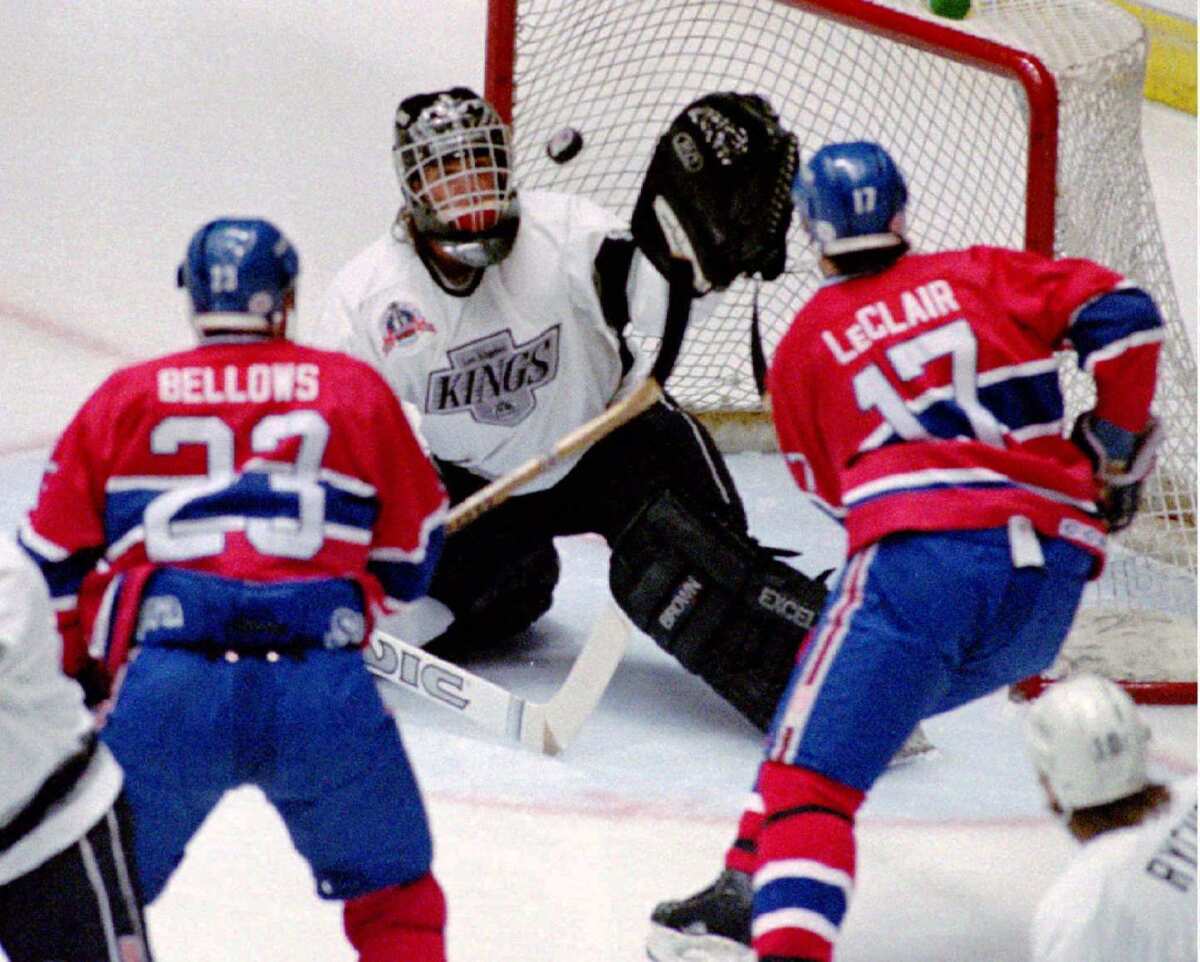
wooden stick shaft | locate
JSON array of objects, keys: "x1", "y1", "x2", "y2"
[{"x1": 446, "y1": 379, "x2": 664, "y2": 532}]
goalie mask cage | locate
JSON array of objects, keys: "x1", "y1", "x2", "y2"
[{"x1": 485, "y1": 0, "x2": 1197, "y2": 704}]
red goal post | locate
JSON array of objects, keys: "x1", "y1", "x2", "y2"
[{"x1": 485, "y1": 0, "x2": 1197, "y2": 704}]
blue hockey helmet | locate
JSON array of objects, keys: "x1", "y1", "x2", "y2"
[
  {"x1": 177, "y1": 218, "x2": 299, "y2": 336},
  {"x1": 792, "y1": 141, "x2": 908, "y2": 258}
]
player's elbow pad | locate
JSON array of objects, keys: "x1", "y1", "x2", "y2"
[{"x1": 1070, "y1": 288, "x2": 1163, "y2": 367}]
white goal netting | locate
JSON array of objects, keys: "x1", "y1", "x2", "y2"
[{"x1": 488, "y1": 0, "x2": 1197, "y2": 699}]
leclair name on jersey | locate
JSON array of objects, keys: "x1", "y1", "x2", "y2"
[
  {"x1": 157, "y1": 364, "x2": 320, "y2": 404},
  {"x1": 822, "y1": 279, "x2": 962, "y2": 365}
]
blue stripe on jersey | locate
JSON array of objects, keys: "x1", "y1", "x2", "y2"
[
  {"x1": 755, "y1": 875, "x2": 848, "y2": 928},
  {"x1": 170, "y1": 475, "x2": 377, "y2": 528},
  {"x1": 105, "y1": 490, "x2": 155, "y2": 543},
  {"x1": 1068, "y1": 288, "x2": 1162, "y2": 367},
  {"x1": 18, "y1": 536, "x2": 101, "y2": 600},
  {"x1": 105, "y1": 474, "x2": 378, "y2": 547},
  {"x1": 875, "y1": 370, "x2": 1063, "y2": 448},
  {"x1": 921, "y1": 372, "x2": 1062, "y2": 441},
  {"x1": 980, "y1": 371, "x2": 1063, "y2": 432},
  {"x1": 368, "y1": 526, "x2": 444, "y2": 602}
]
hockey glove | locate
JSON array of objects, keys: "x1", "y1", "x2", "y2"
[
  {"x1": 1070, "y1": 412, "x2": 1164, "y2": 533},
  {"x1": 631, "y1": 92, "x2": 799, "y2": 295}
]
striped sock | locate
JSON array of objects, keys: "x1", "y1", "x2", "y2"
[
  {"x1": 724, "y1": 765, "x2": 766, "y2": 875},
  {"x1": 751, "y1": 762, "x2": 864, "y2": 962}
]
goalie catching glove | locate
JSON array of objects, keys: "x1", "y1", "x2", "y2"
[
  {"x1": 1071, "y1": 411, "x2": 1164, "y2": 533},
  {"x1": 610, "y1": 491, "x2": 829, "y2": 730},
  {"x1": 631, "y1": 92, "x2": 799, "y2": 295}
]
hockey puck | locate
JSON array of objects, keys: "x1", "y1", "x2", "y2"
[{"x1": 546, "y1": 127, "x2": 584, "y2": 164}]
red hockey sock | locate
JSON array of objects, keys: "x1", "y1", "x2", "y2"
[
  {"x1": 751, "y1": 762, "x2": 865, "y2": 962},
  {"x1": 343, "y1": 872, "x2": 446, "y2": 962},
  {"x1": 724, "y1": 763, "x2": 766, "y2": 875}
]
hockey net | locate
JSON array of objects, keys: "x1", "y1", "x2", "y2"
[{"x1": 485, "y1": 0, "x2": 1197, "y2": 703}]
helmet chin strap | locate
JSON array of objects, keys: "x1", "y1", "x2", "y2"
[
  {"x1": 396, "y1": 210, "x2": 486, "y2": 296},
  {"x1": 425, "y1": 245, "x2": 483, "y2": 294}
]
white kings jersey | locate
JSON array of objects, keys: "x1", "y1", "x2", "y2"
[
  {"x1": 1031, "y1": 777, "x2": 1198, "y2": 962},
  {"x1": 318, "y1": 189, "x2": 689, "y2": 491},
  {"x1": 0, "y1": 536, "x2": 122, "y2": 885}
]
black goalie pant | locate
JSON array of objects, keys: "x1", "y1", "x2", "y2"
[
  {"x1": 0, "y1": 793, "x2": 153, "y2": 962},
  {"x1": 426, "y1": 395, "x2": 746, "y2": 658}
]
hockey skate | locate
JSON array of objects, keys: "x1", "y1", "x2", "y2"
[{"x1": 646, "y1": 869, "x2": 754, "y2": 962}]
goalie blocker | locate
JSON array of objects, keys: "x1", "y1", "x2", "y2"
[{"x1": 610, "y1": 491, "x2": 829, "y2": 730}]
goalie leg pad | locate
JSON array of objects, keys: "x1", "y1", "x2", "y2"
[
  {"x1": 609, "y1": 491, "x2": 828, "y2": 730},
  {"x1": 424, "y1": 538, "x2": 560, "y2": 659}
]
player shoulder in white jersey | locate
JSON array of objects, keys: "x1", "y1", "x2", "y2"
[{"x1": 1026, "y1": 673, "x2": 1197, "y2": 962}]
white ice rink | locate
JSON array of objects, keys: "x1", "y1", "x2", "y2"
[{"x1": 1, "y1": 4, "x2": 1196, "y2": 961}]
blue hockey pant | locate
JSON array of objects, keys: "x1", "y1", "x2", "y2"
[
  {"x1": 101, "y1": 646, "x2": 432, "y2": 903},
  {"x1": 767, "y1": 527, "x2": 1094, "y2": 791}
]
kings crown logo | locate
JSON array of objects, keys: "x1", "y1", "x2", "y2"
[{"x1": 425, "y1": 326, "x2": 560, "y2": 428}]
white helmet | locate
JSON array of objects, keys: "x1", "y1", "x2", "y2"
[{"x1": 1024, "y1": 674, "x2": 1151, "y2": 812}]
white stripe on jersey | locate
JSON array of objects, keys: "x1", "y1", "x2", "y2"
[
  {"x1": 107, "y1": 466, "x2": 379, "y2": 498},
  {"x1": 858, "y1": 356, "x2": 1063, "y2": 453},
  {"x1": 18, "y1": 521, "x2": 70, "y2": 562},
  {"x1": 843, "y1": 467, "x2": 1097, "y2": 513},
  {"x1": 1083, "y1": 327, "x2": 1165, "y2": 372}
]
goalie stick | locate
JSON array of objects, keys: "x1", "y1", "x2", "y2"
[
  {"x1": 366, "y1": 601, "x2": 631, "y2": 755},
  {"x1": 367, "y1": 263, "x2": 689, "y2": 753}
]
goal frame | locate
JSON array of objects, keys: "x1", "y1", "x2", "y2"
[
  {"x1": 485, "y1": 0, "x2": 1060, "y2": 253},
  {"x1": 483, "y1": 0, "x2": 1197, "y2": 706}
]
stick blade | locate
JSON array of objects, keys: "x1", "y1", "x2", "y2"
[{"x1": 522, "y1": 601, "x2": 630, "y2": 755}]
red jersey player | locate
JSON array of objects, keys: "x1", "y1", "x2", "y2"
[
  {"x1": 648, "y1": 142, "x2": 1164, "y2": 962},
  {"x1": 19, "y1": 218, "x2": 450, "y2": 962}
]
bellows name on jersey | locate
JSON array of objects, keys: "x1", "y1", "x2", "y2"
[
  {"x1": 156, "y1": 363, "x2": 321, "y2": 405},
  {"x1": 821, "y1": 279, "x2": 962, "y2": 365}
]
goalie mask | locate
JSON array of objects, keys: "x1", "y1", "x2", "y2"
[
  {"x1": 793, "y1": 140, "x2": 908, "y2": 258},
  {"x1": 393, "y1": 87, "x2": 520, "y2": 269},
  {"x1": 177, "y1": 218, "x2": 299, "y2": 338},
  {"x1": 1024, "y1": 674, "x2": 1152, "y2": 813}
]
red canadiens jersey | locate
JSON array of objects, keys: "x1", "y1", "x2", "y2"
[
  {"x1": 21, "y1": 338, "x2": 447, "y2": 669},
  {"x1": 767, "y1": 246, "x2": 1162, "y2": 566}
]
